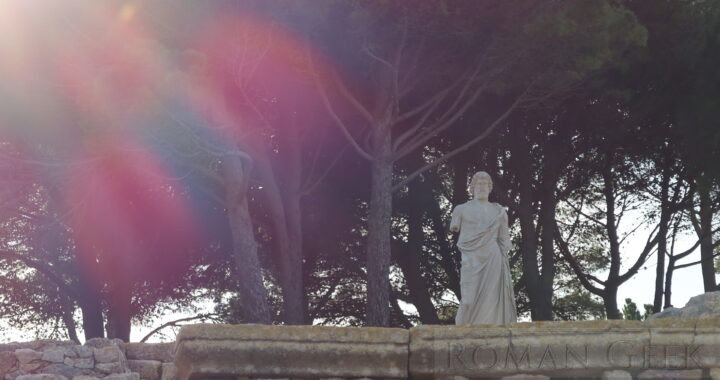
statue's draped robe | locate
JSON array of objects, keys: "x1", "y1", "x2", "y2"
[{"x1": 451, "y1": 201, "x2": 517, "y2": 325}]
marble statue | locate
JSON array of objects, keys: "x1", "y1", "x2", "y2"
[{"x1": 450, "y1": 171, "x2": 517, "y2": 325}]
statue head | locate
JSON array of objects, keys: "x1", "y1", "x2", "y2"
[{"x1": 469, "y1": 171, "x2": 493, "y2": 200}]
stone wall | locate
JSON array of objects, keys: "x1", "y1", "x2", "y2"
[
  {"x1": 7, "y1": 318, "x2": 720, "y2": 380},
  {"x1": 0, "y1": 339, "x2": 175, "y2": 380}
]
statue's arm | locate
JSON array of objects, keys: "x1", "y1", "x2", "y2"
[
  {"x1": 497, "y1": 208, "x2": 511, "y2": 255},
  {"x1": 449, "y1": 205, "x2": 462, "y2": 233}
]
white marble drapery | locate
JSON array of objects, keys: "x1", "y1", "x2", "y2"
[{"x1": 451, "y1": 201, "x2": 517, "y2": 325}]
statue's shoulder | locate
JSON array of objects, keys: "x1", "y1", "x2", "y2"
[{"x1": 491, "y1": 202, "x2": 507, "y2": 214}]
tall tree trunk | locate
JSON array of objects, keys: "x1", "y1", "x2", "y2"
[
  {"x1": 366, "y1": 128, "x2": 393, "y2": 327},
  {"x1": 604, "y1": 284, "x2": 620, "y2": 319},
  {"x1": 60, "y1": 296, "x2": 80, "y2": 344},
  {"x1": 510, "y1": 129, "x2": 543, "y2": 320},
  {"x1": 697, "y1": 176, "x2": 716, "y2": 292},
  {"x1": 222, "y1": 152, "x2": 271, "y2": 324},
  {"x1": 537, "y1": 189, "x2": 557, "y2": 320},
  {"x1": 426, "y1": 195, "x2": 461, "y2": 298},
  {"x1": 654, "y1": 156, "x2": 671, "y2": 313},
  {"x1": 254, "y1": 148, "x2": 305, "y2": 325},
  {"x1": 78, "y1": 289, "x2": 105, "y2": 340},
  {"x1": 664, "y1": 256, "x2": 676, "y2": 309},
  {"x1": 394, "y1": 179, "x2": 440, "y2": 324},
  {"x1": 106, "y1": 286, "x2": 132, "y2": 341}
]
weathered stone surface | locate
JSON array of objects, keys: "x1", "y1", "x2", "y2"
[
  {"x1": 14, "y1": 350, "x2": 42, "y2": 365},
  {"x1": 652, "y1": 291, "x2": 720, "y2": 320},
  {"x1": 637, "y1": 369, "x2": 703, "y2": 379},
  {"x1": 0, "y1": 351, "x2": 18, "y2": 375},
  {"x1": 4, "y1": 369, "x2": 28, "y2": 380},
  {"x1": 17, "y1": 363, "x2": 42, "y2": 373},
  {"x1": 41, "y1": 350, "x2": 65, "y2": 364},
  {"x1": 40, "y1": 364, "x2": 92, "y2": 379},
  {"x1": 70, "y1": 377, "x2": 100, "y2": 380},
  {"x1": 409, "y1": 319, "x2": 720, "y2": 378},
  {"x1": 174, "y1": 324, "x2": 409, "y2": 379},
  {"x1": 710, "y1": 367, "x2": 720, "y2": 380},
  {"x1": 123, "y1": 345, "x2": 173, "y2": 363},
  {"x1": 63, "y1": 358, "x2": 93, "y2": 369},
  {"x1": 103, "y1": 374, "x2": 139, "y2": 380},
  {"x1": 127, "y1": 361, "x2": 160, "y2": 380},
  {"x1": 95, "y1": 362, "x2": 124, "y2": 374},
  {"x1": 500, "y1": 374, "x2": 550, "y2": 379},
  {"x1": 93, "y1": 347, "x2": 123, "y2": 364},
  {"x1": 16, "y1": 375, "x2": 68, "y2": 380},
  {"x1": 159, "y1": 364, "x2": 176, "y2": 380},
  {"x1": 71, "y1": 348, "x2": 92, "y2": 360},
  {"x1": 601, "y1": 370, "x2": 633, "y2": 380}
]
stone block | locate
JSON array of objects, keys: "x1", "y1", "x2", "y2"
[
  {"x1": 15, "y1": 375, "x2": 67, "y2": 380},
  {"x1": 95, "y1": 362, "x2": 124, "y2": 374},
  {"x1": 174, "y1": 324, "x2": 409, "y2": 379},
  {"x1": 123, "y1": 345, "x2": 173, "y2": 363},
  {"x1": 500, "y1": 374, "x2": 550, "y2": 379},
  {"x1": 41, "y1": 350, "x2": 66, "y2": 363},
  {"x1": 16, "y1": 375, "x2": 68, "y2": 380},
  {"x1": 159, "y1": 364, "x2": 176, "y2": 380},
  {"x1": 41, "y1": 364, "x2": 92, "y2": 379},
  {"x1": 71, "y1": 348, "x2": 91, "y2": 360},
  {"x1": 601, "y1": 370, "x2": 633, "y2": 380},
  {"x1": 711, "y1": 368, "x2": 720, "y2": 380},
  {"x1": 127, "y1": 361, "x2": 160, "y2": 380},
  {"x1": 14, "y1": 350, "x2": 42, "y2": 364},
  {"x1": 0, "y1": 351, "x2": 18, "y2": 375},
  {"x1": 18, "y1": 362, "x2": 42, "y2": 372},
  {"x1": 63, "y1": 358, "x2": 93, "y2": 369},
  {"x1": 637, "y1": 369, "x2": 703, "y2": 379},
  {"x1": 103, "y1": 374, "x2": 139, "y2": 380},
  {"x1": 4, "y1": 369, "x2": 28, "y2": 380},
  {"x1": 93, "y1": 347, "x2": 123, "y2": 364},
  {"x1": 70, "y1": 377, "x2": 100, "y2": 380}
]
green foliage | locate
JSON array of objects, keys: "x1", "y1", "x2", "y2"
[{"x1": 622, "y1": 298, "x2": 642, "y2": 320}]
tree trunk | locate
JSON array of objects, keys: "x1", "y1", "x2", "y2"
[
  {"x1": 664, "y1": 256, "x2": 676, "y2": 309},
  {"x1": 537, "y1": 189, "x2": 557, "y2": 321},
  {"x1": 60, "y1": 297, "x2": 80, "y2": 344},
  {"x1": 254, "y1": 149, "x2": 305, "y2": 325},
  {"x1": 697, "y1": 178, "x2": 716, "y2": 292},
  {"x1": 222, "y1": 152, "x2": 271, "y2": 324},
  {"x1": 394, "y1": 180, "x2": 440, "y2": 324},
  {"x1": 365, "y1": 129, "x2": 393, "y2": 327},
  {"x1": 78, "y1": 291, "x2": 104, "y2": 340},
  {"x1": 106, "y1": 284, "x2": 132, "y2": 341},
  {"x1": 653, "y1": 157, "x2": 671, "y2": 313},
  {"x1": 604, "y1": 285, "x2": 620, "y2": 319}
]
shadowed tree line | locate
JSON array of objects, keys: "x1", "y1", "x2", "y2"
[{"x1": 0, "y1": 0, "x2": 718, "y2": 341}]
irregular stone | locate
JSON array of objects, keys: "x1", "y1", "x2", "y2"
[
  {"x1": 4, "y1": 369, "x2": 28, "y2": 380},
  {"x1": 159, "y1": 364, "x2": 175, "y2": 380},
  {"x1": 18, "y1": 362, "x2": 42, "y2": 372},
  {"x1": 42, "y1": 349, "x2": 66, "y2": 363},
  {"x1": 637, "y1": 369, "x2": 703, "y2": 379},
  {"x1": 174, "y1": 324, "x2": 409, "y2": 379},
  {"x1": 71, "y1": 377, "x2": 100, "y2": 380},
  {"x1": 96, "y1": 362, "x2": 125, "y2": 374},
  {"x1": 71, "y1": 348, "x2": 92, "y2": 360},
  {"x1": 601, "y1": 370, "x2": 633, "y2": 380},
  {"x1": 126, "y1": 361, "x2": 160, "y2": 380},
  {"x1": 0, "y1": 351, "x2": 18, "y2": 375},
  {"x1": 14, "y1": 350, "x2": 42, "y2": 364},
  {"x1": 501, "y1": 375, "x2": 550, "y2": 379},
  {"x1": 16, "y1": 375, "x2": 68, "y2": 380},
  {"x1": 102, "y1": 374, "x2": 139, "y2": 380},
  {"x1": 83, "y1": 340, "x2": 113, "y2": 350},
  {"x1": 93, "y1": 347, "x2": 123, "y2": 364},
  {"x1": 41, "y1": 364, "x2": 92, "y2": 379},
  {"x1": 63, "y1": 358, "x2": 93, "y2": 369},
  {"x1": 123, "y1": 345, "x2": 173, "y2": 363}
]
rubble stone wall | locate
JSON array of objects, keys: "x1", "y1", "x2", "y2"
[{"x1": 0, "y1": 339, "x2": 175, "y2": 380}]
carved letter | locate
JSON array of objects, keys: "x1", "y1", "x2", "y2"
[
  {"x1": 473, "y1": 346, "x2": 498, "y2": 369},
  {"x1": 607, "y1": 341, "x2": 631, "y2": 368},
  {"x1": 686, "y1": 345, "x2": 703, "y2": 368},
  {"x1": 537, "y1": 345, "x2": 557, "y2": 369},
  {"x1": 565, "y1": 345, "x2": 588, "y2": 368},
  {"x1": 505, "y1": 346, "x2": 530, "y2": 369}
]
